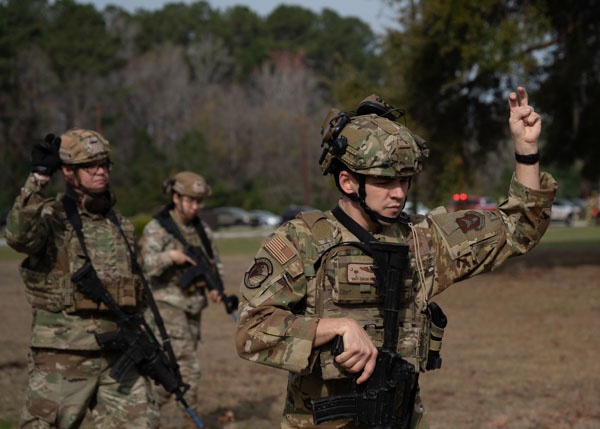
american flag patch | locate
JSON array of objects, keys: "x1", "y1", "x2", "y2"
[{"x1": 265, "y1": 235, "x2": 295, "y2": 265}]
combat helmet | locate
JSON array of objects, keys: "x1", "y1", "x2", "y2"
[
  {"x1": 319, "y1": 95, "x2": 428, "y2": 179},
  {"x1": 59, "y1": 128, "x2": 110, "y2": 165},
  {"x1": 164, "y1": 171, "x2": 212, "y2": 199},
  {"x1": 318, "y1": 95, "x2": 429, "y2": 224}
]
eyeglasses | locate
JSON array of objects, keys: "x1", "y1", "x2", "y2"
[
  {"x1": 181, "y1": 195, "x2": 204, "y2": 206},
  {"x1": 78, "y1": 160, "x2": 113, "y2": 175}
]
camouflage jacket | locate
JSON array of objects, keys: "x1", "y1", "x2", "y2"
[
  {"x1": 140, "y1": 212, "x2": 222, "y2": 314},
  {"x1": 236, "y1": 172, "x2": 557, "y2": 374},
  {"x1": 5, "y1": 174, "x2": 144, "y2": 350}
]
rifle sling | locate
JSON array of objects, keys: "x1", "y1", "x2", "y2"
[
  {"x1": 62, "y1": 196, "x2": 182, "y2": 380},
  {"x1": 155, "y1": 205, "x2": 214, "y2": 259},
  {"x1": 331, "y1": 205, "x2": 376, "y2": 245}
]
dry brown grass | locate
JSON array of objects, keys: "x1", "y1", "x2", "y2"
[{"x1": 1, "y1": 250, "x2": 599, "y2": 429}]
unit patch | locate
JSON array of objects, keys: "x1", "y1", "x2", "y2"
[
  {"x1": 347, "y1": 263, "x2": 375, "y2": 284},
  {"x1": 456, "y1": 211, "x2": 485, "y2": 232},
  {"x1": 244, "y1": 257, "x2": 273, "y2": 289}
]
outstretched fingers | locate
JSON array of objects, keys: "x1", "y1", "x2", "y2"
[{"x1": 517, "y1": 86, "x2": 528, "y2": 107}]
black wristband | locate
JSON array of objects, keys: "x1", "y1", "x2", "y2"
[{"x1": 515, "y1": 151, "x2": 540, "y2": 165}]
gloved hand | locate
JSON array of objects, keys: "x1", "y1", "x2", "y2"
[{"x1": 31, "y1": 133, "x2": 62, "y2": 176}]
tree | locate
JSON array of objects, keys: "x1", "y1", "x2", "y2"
[
  {"x1": 533, "y1": 0, "x2": 600, "y2": 186},
  {"x1": 381, "y1": 0, "x2": 552, "y2": 204}
]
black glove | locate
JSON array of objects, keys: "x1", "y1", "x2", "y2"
[{"x1": 31, "y1": 133, "x2": 62, "y2": 175}]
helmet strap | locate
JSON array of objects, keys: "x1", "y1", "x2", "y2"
[{"x1": 351, "y1": 174, "x2": 407, "y2": 225}]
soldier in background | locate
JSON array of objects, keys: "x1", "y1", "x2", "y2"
[
  {"x1": 140, "y1": 172, "x2": 224, "y2": 427},
  {"x1": 6, "y1": 129, "x2": 154, "y2": 428},
  {"x1": 235, "y1": 87, "x2": 557, "y2": 428}
]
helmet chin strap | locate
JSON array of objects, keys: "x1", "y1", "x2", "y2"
[{"x1": 346, "y1": 175, "x2": 406, "y2": 225}]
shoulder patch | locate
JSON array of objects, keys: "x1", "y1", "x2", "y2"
[
  {"x1": 244, "y1": 257, "x2": 273, "y2": 289},
  {"x1": 429, "y1": 209, "x2": 502, "y2": 260},
  {"x1": 264, "y1": 235, "x2": 295, "y2": 265},
  {"x1": 455, "y1": 211, "x2": 485, "y2": 232}
]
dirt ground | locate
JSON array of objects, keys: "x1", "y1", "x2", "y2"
[{"x1": 1, "y1": 246, "x2": 599, "y2": 429}]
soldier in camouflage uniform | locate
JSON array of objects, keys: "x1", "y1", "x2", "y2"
[
  {"x1": 6, "y1": 129, "x2": 155, "y2": 428},
  {"x1": 140, "y1": 172, "x2": 224, "y2": 425},
  {"x1": 235, "y1": 87, "x2": 557, "y2": 428}
]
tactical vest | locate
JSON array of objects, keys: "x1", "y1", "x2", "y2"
[
  {"x1": 18, "y1": 196, "x2": 144, "y2": 313},
  {"x1": 297, "y1": 210, "x2": 437, "y2": 379}
]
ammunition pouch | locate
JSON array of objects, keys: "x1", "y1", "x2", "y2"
[
  {"x1": 425, "y1": 302, "x2": 447, "y2": 371},
  {"x1": 20, "y1": 258, "x2": 142, "y2": 313}
]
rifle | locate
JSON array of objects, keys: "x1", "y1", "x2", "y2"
[
  {"x1": 154, "y1": 206, "x2": 238, "y2": 321},
  {"x1": 180, "y1": 245, "x2": 239, "y2": 321},
  {"x1": 311, "y1": 241, "x2": 418, "y2": 429},
  {"x1": 72, "y1": 260, "x2": 204, "y2": 428}
]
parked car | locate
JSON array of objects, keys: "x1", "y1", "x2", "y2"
[
  {"x1": 281, "y1": 205, "x2": 317, "y2": 224},
  {"x1": 249, "y1": 210, "x2": 282, "y2": 227},
  {"x1": 550, "y1": 199, "x2": 581, "y2": 226},
  {"x1": 202, "y1": 206, "x2": 252, "y2": 229},
  {"x1": 447, "y1": 194, "x2": 498, "y2": 212}
]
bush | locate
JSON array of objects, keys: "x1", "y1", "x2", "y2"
[{"x1": 129, "y1": 214, "x2": 153, "y2": 239}]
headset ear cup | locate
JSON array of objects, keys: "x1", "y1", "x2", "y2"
[
  {"x1": 162, "y1": 178, "x2": 175, "y2": 195},
  {"x1": 332, "y1": 136, "x2": 348, "y2": 156}
]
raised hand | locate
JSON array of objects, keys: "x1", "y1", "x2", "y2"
[
  {"x1": 31, "y1": 133, "x2": 61, "y2": 176},
  {"x1": 508, "y1": 86, "x2": 541, "y2": 154}
]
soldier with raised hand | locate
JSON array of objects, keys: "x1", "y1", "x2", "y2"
[
  {"x1": 235, "y1": 87, "x2": 557, "y2": 428},
  {"x1": 6, "y1": 129, "x2": 155, "y2": 428},
  {"x1": 140, "y1": 171, "x2": 229, "y2": 427}
]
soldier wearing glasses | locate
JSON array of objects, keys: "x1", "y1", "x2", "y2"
[
  {"x1": 6, "y1": 128, "x2": 155, "y2": 428},
  {"x1": 140, "y1": 171, "x2": 224, "y2": 428}
]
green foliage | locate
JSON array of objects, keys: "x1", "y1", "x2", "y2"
[
  {"x1": 112, "y1": 132, "x2": 168, "y2": 216},
  {"x1": 172, "y1": 129, "x2": 211, "y2": 175},
  {"x1": 544, "y1": 165, "x2": 585, "y2": 199},
  {"x1": 0, "y1": 0, "x2": 46, "y2": 80},
  {"x1": 214, "y1": 6, "x2": 266, "y2": 78},
  {"x1": 128, "y1": 213, "x2": 153, "y2": 239},
  {"x1": 135, "y1": 1, "x2": 215, "y2": 50},
  {"x1": 0, "y1": 0, "x2": 598, "y2": 217},
  {"x1": 382, "y1": 0, "x2": 554, "y2": 203},
  {"x1": 44, "y1": 0, "x2": 120, "y2": 78}
]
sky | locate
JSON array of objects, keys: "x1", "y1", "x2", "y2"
[{"x1": 76, "y1": 0, "x2": 399, "y2": 33}]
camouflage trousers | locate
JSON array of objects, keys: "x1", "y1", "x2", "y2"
[
  {"x1": 149, "y1": 301, "x2": 202, "y2": 410},
  {"x1": 20, "y1": 348, "x2": 157, "y2": 429},
  {"x1": 281, "y1": 372, "x2": 429, "y2": 429}
]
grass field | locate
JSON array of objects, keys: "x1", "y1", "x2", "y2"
[
  {"x1": 2, "y1": 225, "x2": 599, "y2": 261},
  {"x1": 0, "y1": 225, "x2": 598, "y2": 428}
]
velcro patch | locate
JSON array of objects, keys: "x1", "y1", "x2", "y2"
[
  {"x1": 244, "y1": 257, "x2": 273, "y2": 289},
  {"x1": 455, "y1": 211, "x2": 485, "y2": 232},
  {"x1": 347, "y1": 263, "x2": 375, "y2": 285},
  {"x1": 264, "y1": 235, "x2": 295, "y2": 265}
]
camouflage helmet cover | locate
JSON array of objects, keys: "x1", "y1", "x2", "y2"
[
  {"x1": 169, "y1": 171, "x2": 212, "y2": 198},
  {"x1": 59, "y1": 128, "x2": 110, "y2": 165},
  {"x1": 320, "y1": 113, "x2": 426, "y2": 178}
]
